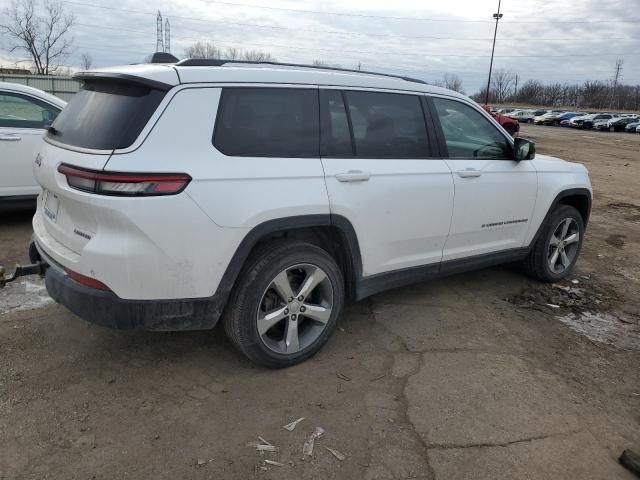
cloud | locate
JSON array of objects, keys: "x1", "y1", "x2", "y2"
[{"x1": 1, "y1": 0, "x2": 637, "y2": 93}]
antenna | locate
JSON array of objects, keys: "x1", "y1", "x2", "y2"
[
  {"x1": 164, "y1": 18, "x2": 170, "y2": 53},
  {"x1": 156, "y1": 11, "x2": 164, "y2": 53}
]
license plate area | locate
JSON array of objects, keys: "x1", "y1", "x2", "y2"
[{"x1": 43, "y1": 190, "x2": 60, "y2": 223}]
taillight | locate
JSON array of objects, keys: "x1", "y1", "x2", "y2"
[
  {"x1": 58, "y1": 164, "x2": 191, "y2": 196},
  {"x1": 64, "y1": 267, "x2": 112, "y2": 292}
]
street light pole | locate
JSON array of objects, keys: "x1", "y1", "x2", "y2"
[{"x1": 484, "y1": 0, "x2": 503, "y2": 105}]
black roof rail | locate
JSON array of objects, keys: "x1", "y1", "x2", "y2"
[{"x1": 175, "y1": 58, "x2": 427, "y2": 85}]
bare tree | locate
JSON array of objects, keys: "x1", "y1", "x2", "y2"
[
  {"x1": 184, "y1": 42, "x2": 275, "y2": 62},
  {"x1": 490, "y1": 69, "x2": 516, "y2": 103},
  {"x1": 184, "y1": 41, "x2": 222, "y2": 59},
  {"x1": 242, "y1": 50, "x2": 275, "y2": 62},
  {"x1": 312, "y1": 59, "x2": 328, "y2": 66},
  {"x1": 0, "y1": 0, "x2": 74, "y2": 74},
  {"x1": 80, "y1": 51, "x2": 92, "y2": 70},
  {"x1": 435, "y1": 73, "x2": 464, "y2": 94}
]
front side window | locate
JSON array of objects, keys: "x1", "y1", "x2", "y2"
[
  {"x1": 342, "y1": 91, "x2": 429, "y2": 158},
  {"x1": 0, "y1": 92, "x2": 60, "y2": 129},
  {"x1": 432, "y1": 97, "x2": 512, "y2": 159},
  {"x1": 214, "y1": 88, "x2": 319, "y2": 157}
]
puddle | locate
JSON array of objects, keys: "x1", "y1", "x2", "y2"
[
  {"x1": 0, "y1": 278, "x2": 54, "y2": 316},
  {"x1": 557, "y1": 311, "x2": 640, "y2": 351}
]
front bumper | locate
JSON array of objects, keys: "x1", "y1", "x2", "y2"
[{"x1": 37, "y1": 243, "x2": 225, "y2": 331}]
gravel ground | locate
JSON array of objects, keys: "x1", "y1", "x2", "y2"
[{"x1": 0, "y1": 124, "x2": 639, "y2": 479}]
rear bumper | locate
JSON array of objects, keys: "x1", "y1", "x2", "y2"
[{"x1": 38, "y1": 243, "x2": 225, "y2": 331}]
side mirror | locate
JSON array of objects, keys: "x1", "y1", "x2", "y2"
[{"x1": 514, "y1": 137, "x2": 535, "y2": 161}]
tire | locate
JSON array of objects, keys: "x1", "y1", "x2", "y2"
[
  {"x1": 523, "y1": 205, "x2": 584, "y2": 282},
  {"x1": 222, "y1": 240, "x2": 345, "y2": 368}
]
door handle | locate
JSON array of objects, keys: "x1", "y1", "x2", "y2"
[
  {"x1": 457, "y1": 168, "x2": 482, "y2": 178},
  {"x1": 0, "y1": 134, "x2": 21, "y2": 142},
  {"x1": 336, "y1": 170, "x2": 371, "y2": 182}
]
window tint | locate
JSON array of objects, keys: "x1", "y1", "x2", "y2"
[
  {"x1": 0, "y1": 92, "x2": 60, "y2": 129},
  {"x1": 342, "y1": 91, "x2": 429, "y2": 158},
  {"x1": 432, "y1": 98, "x2": 512, "y2": 159},
  {"x1": 214, "y1": 88, "x2": 319, "y2": 157},
  {"x1": 48, "y1": 80, "x2": 165, "y2": 150},
  {"x1": 320, "y1": 90, "x2": 352, "y2": 156}
]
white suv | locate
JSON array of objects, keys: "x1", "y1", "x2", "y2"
[
  {"x1": 29, "y1": 60, "x2": 592, "y2": 367},
  {"x1": 0, "y1": 83, "x2": 66, "y2": 208}
]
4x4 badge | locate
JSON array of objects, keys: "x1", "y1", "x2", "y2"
[{"x1": 35, "y1": 153, "x2": 42, "y2": 167}]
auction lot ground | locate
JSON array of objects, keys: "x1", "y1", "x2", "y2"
[{"x1": 1, "y1": 124, "x2": 639, "y2": 479}]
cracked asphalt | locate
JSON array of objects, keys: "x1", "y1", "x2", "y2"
[{"x1": 1, "y1": 125, "x2": 639, "y2": 479}]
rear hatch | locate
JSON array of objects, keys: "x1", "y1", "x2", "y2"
[{"x1": 34, "y1": 75, "x2": 173, "y2": 258}]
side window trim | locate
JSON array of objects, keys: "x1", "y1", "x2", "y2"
[
  {"x1": 340, "y1": 90, "x2": 357, "y2": 156},
  {"x1": 421, "y1": 95, "x2": 446, "y2": 158},
  {"x1": 427, "y1": 94, "x2": 515, "y2": 160}
]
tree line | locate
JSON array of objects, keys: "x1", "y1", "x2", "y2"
[{"x1": 469, "y1": 69, "x2": 640, "y2": 111}]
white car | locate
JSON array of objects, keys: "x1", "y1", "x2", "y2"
[
  {"x1": 506, "y1": 110, "x2": 536, "y2": 123},
  {"x1": 27, "y1": 61, "x2": 592, "y2": 367},
  {"x1": 0, "y1": 83, "x2": 66, "y2": 208}
]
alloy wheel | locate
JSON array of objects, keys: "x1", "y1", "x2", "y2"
[
  {"x1": 256, "y1": 264, "x2": 334, "y2": 354},
  {"x1": 548, "y1": 218, "x2": 580, "y2": 274}
]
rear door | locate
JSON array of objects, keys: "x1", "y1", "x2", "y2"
[
  {"x1": 320, "y1": 88, "x2": 454, "y2": 277},
  {"x1": 429, "y1": 96, "x2": 538, "y2": 261},
  {"x1": 0, "y1": 90, "x2": 60, "y2": 197}
]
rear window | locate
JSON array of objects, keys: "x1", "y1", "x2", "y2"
[
  {"x1": 47, "y1": 81, "x2": 165, "y2": 150},
  {"x1": 213, "y1": 88, "x2": 319, "y2": 157}
]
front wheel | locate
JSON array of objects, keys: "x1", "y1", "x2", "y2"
[
  {"x1": 523, "y1": 205, "x2": 584, "y2": 282},
  {"x1": 222, "y1": 241, "x2": 345, "y2": 368}
]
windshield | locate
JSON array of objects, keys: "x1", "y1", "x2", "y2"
[{"x1": 47, "y1": 80, "x2": 166, "y2": 150}]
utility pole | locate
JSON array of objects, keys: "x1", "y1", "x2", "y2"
[
  {"x1": 514, "y1": 74, "x2": 519, "y2": 99},
  {"x1": 484, "y1": 0, "x2": 503, "y2": 105}
]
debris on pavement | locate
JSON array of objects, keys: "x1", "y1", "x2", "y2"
[
  {"x1": 546, "y1": 303, "x2": 561, "y2": 309},
  {"x1": 282, "y1": 417, "x2": 305, "y2": 432},
  {"x1": 247, "y1": 437, "x2": 278, "y2": 453},
  {"x1": 325, "y1": 446, "x2": 346, "y2": 461},
  {"x1": 302, "y1": 427, "x2": 325, "y2": 456},
  {"x1": 264, "y1": 459, "x2": 286, "y2": 467},
  {"x1": 619, "y1": 449, "x2": 640, "y2": 476},
  {"x1": 336, "y1": 372, "x2": 351, "y2": 381}
]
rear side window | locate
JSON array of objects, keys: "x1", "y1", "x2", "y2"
[
  {"x1": 47, "y1": 81, "x2": 165, "y2": 150},
  {"x1": 343, "y1": 91, "x2": 429, "y2": 158},
  {"x1": 214, "y1": 88, "x2": 319, "y2": 157},
  {"x1": 320, "y1": 90, "x2": 353, "y2": 156},
  {"x1": 432, "y1": 97, "x2": 512, "y2": 159},
  {"x1": 0, "y1": 92, "x2": 60, "y2": 129}
]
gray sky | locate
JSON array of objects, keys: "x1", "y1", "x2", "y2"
[{"x1": 1, "y1": 0, "x2": 638, "y2": 94}]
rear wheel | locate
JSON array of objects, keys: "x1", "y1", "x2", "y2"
[
  {"x1": 523, "y1": 205, "x2": 584, "y2": 282},
  {"x1": 223, "y1": 241, "x2": 344, "y2": 368}
]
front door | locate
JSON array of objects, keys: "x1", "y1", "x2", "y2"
[
  {"x1": 319, "y1": 88, "x2": 454, "y2": 277},
  {"x1": 429, "y1": 96, "x2": 538, "y2": 261}
]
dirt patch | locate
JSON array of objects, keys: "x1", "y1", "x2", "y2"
[{"x1": 605, "y1": 234, "x2": 626, "y2": 248}]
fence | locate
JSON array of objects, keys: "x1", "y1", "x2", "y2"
[{"x1": 0, "y1": 74, "x2": 81, "y2": 101}]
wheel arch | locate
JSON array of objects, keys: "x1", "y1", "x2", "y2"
[
  {"x1": 216, "y1": 214, "x2": 363, "y2": 303},
  {"x1": 528, "y1": 188, "x2": 592, "y2": 249}
]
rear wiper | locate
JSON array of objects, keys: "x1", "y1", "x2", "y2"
[{"x1": 46, "y1": 126, "x2": 59, "y2": 135}]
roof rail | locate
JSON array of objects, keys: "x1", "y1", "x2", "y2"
[{"x1": 175, "y1": 58, "x2": 427, "y2": 85}]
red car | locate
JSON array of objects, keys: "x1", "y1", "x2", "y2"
[{"x1": 480, "y1": 104, "x2": 519, "y2": 136}]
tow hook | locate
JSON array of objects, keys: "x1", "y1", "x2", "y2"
[{"x1": 0, "y1": 262, "x2": 48, "y2": 289}]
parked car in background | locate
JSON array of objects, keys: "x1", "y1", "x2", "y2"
[
  {"x1": 0, "y1": 83, "x2": 66, "y2": 209},
  {"x1": 599, "y1": 116, "x2": 640, "y2": 132},
  {"x1": 480, "y1": 104, "x2": 520, "y2": 135},
  {"x1": 636, "y1": 124, "x2": 640, "y2": 133},
  {"x1": 554, "y1": 112, "x2": 585, "y2": 127},
  {"x1": 497, "y1": 107, "x2": 517, "y2": 114},
  {"x1": 624, "y1": 121, "x2": 640, "y2": 133},
  {"x1": 570, "y1": 113, "x2": 618, "y2": 129},
  {"x1": 506, "y1": 110, "x2": 536, "y2": 123},
  {"x1": 533, "y1": 110, "x2": 565, "y2": 125}
]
